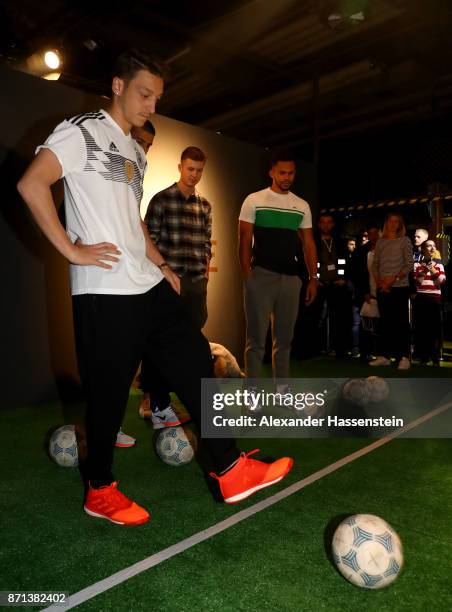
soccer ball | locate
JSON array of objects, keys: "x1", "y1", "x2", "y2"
[
  {"x1": 155, "y1": 427, "x2": 198, "y2": 467},
  {"x1": 49, "y1": 425, "x2": 79, "y2": 467},
  {"x1": 366, "y1": 376, "x2": 389, "y2": 403},
  {"x1": 332, "y1": 514, "x2": 404, "y2": 588},
  {"x1": 341, "y1": 379, "x2": 371, "y2": 407}
]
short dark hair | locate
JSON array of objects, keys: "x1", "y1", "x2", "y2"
[
  {"x1": 142, "y1": 120, "x2": 156, "y2": 135},
  {"x1": 269, "y1": 149, "x2": 296, "y2": 168},
  {"x1": 113, "y1": 49, "x2": 166, "y2": 82},
  {"x1": 181, "y1": 146, "x2": 207, "y2": 162},
  {"x1": 318, "y1": 213, "x2": 334, "y2": 222}
]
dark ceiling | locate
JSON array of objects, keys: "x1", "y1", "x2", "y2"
[{"x1": 1, "y1": 0, "x2": 452, "y2": 159}]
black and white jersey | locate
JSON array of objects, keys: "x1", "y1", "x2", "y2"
[{"x1": 37, "y1": 109, "x2": 162, "y2": 295}]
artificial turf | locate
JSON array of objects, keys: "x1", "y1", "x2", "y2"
[
  {"x1": 1, "y1": 358, "x2": 451, "y2": 611},
  {"x1": 75, "y1": 438, "x2": 452, "y2": 612}
]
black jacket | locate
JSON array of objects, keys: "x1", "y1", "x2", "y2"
[{"x1": 349, "y1": 243, "x2": 372, "y2": 305}]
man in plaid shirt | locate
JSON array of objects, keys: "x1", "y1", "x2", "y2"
[{"x1": 141, "y1": 146, "x2": 211, "y2": 424}]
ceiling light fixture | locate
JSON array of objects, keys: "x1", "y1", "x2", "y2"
[
  {"x1": 25, "y1": 48, "x2": 63, "y2": 80},
  {"x1": 44, "y1": 50, "x2": 61, "y2": 70}
]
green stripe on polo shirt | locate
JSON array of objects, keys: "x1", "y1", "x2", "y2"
[{"x1": 255, "y1": 206, "x2": 303, "y2": 230}]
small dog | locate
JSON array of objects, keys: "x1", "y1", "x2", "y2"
[
  {"x1": 139, "y1": 342, "x2": 244, "y2": 418},
  {"x1": 210, "y1": 342, "x2": 244, "y2": 378}
]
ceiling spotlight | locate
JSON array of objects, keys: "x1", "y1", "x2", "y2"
[
  {"x1": 44, "y1": 50, "x2": 61, "y2": 70},
  {"x1": 327, "y1": 1, "x2": 368, "y2": 31},
  {"x1": 24, "y1": 48, "x2": 63, "y2": 80},
  {"x1": 83, "y1": 39, "x2": 98, "y2": 52}
]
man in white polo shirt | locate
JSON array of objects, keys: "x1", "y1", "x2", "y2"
[
  {"x1": 239, "y1": 151, "x2": 318, "y2": 393},
  {"x1": 17, "y1": 50, "x2": 293, "y2": 525}
]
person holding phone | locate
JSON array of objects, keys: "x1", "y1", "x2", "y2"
[{"x1": 413, "y1": 240, "x2": 446, "y2": 365}]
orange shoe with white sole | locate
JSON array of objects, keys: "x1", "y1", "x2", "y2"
[
  {"x1": 211, "y1": 449, "x2": 294, "y2": 504},
  {"x1": 84, "y1": 482, "x2": 149, "y2": 526}
]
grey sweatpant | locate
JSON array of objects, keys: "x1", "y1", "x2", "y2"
[{"x1": 244, "y1": 266, "x2": 302, "y2": 379}]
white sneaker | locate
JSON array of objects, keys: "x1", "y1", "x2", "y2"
[
  {"x1": 275, "y1": 384, "x2": 295, "y2": 409},
  {"x1": 115, "y1": 429, "x2": 136, "y2": 448},
  {"x1": 369, "y1": 356, "x2": 391, "y2": 367},
  {"x1": 276, "y1": 384, "x2": 292, "y2": 395},
  {"x1": 397, "y1": 357, "x2": 411, "y2": 370},
  {"x1": 151, "y1": 405, "x2": 190, "y2": 430},
  {"x1": 243, "y1": 387, "x2": 264, "y2": 414}
]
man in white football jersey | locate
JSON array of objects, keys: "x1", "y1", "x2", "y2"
[{"x1": 17, "y1": 50, "x2": 293, "y2": 525}]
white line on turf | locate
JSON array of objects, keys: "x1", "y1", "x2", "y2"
[{"x1": 43, "y1": 401, "x2": 452, "y2": 611}]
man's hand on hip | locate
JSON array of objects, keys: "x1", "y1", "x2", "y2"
[{"x1": 71, "y1": 239, "x2": 121, "y2": 269}]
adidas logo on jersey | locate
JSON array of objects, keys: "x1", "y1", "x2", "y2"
[{"x1": 109, "y1": 141, "x2": 119, "y2": 152}]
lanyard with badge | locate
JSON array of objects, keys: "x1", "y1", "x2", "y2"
[{"x1": 322, "y1": 239, "x2": 336, "y2": 271}]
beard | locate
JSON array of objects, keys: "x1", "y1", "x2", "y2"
[{"x1": 276, "y1": 179, "x2": 292, "y2": 192}]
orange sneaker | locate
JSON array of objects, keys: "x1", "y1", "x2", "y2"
[
  {"x1": 211, "y1": 449, "x2": 294, "y2": 504},
  {"x1": 84, "y1": 482, "x2": 150, "y2": 525}
]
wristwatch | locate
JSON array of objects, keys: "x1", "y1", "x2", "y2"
[{"x1": 158, "y1": 262, "x2": 168, "y2": 270}]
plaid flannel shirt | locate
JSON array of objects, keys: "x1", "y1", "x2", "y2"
[{"x1": 144, "y1": 182, "x2": 212, "y2": 279}]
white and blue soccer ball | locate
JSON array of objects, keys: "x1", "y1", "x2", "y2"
[
  {"x1": 49, "y1": 425, "x2": 79, "y2": 467},
  {"x1": 342, "y1": 379, "x2": 371, "y2": 407},
  {"x1": 366, "y1": 376, "x2": 390, "y2": 403},
  {"x1": 155, "y1": 427, "x2": 198, "y2": 467},
  {"x1": 332, "y1": 514, "x2": 404, "y2": 588}
]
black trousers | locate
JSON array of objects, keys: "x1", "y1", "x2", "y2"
[
  {"x1": 179, "y1": 276, "x2": 208, "y2": 331},
  {"x1": 141, "y1": 275, "x2": 208, "y2": 408},
  {"x1": 359, "y1": 314, "x2": 379, "y2": 360},
  {"x1": 412, "y1": 296, "x2": 442, "y2": 362},
  {"x1": 377, "y1": 287, "x2": 410, "y2": 361},
  {"x1": 314, "y1": 283, "x2": 353, "y2": 356},
  {"x1": 72, "y1": 280, "x2": 238, "y2": 485}
]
